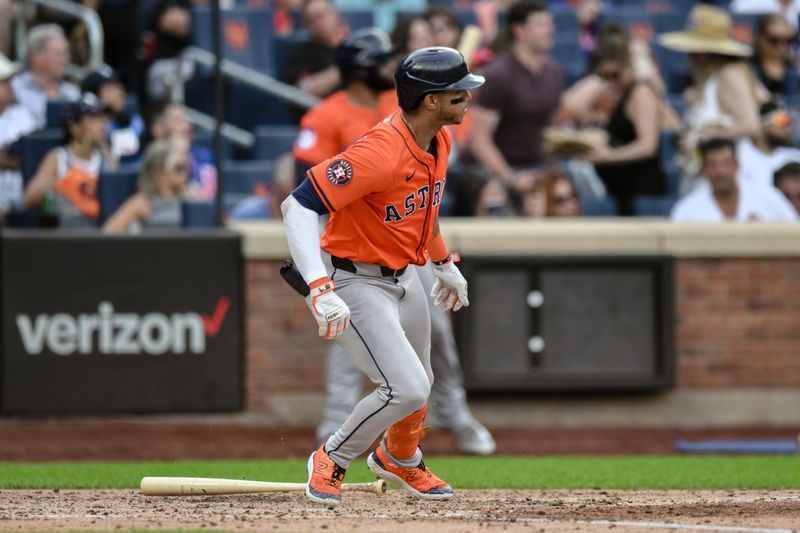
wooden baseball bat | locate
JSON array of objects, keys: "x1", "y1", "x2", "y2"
[{"x1": 140, "y1": 476, "x2": 387, "y2": 496}]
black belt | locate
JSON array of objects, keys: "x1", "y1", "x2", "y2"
[{"x1": 331, "y1": 255, "x2": 407, "y2": 278}]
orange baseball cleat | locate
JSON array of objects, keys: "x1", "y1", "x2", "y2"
[
  {"x1": 306, "y1": 445, "x2": 346, "y2": 505},
  {"x1": 367, "y1": 445, "x2": 453, "y2": 500}
]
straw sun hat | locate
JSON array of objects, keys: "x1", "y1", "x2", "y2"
[
  {"x1": 658, "y1": 4, "x2": 752, "y2": 57},
  {"x1": 0, "y1": 53, "x2": 20, "y2": 82}
]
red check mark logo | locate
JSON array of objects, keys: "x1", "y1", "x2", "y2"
[{"x1": 202, "y1": 297, "x2": 230, "y2": 337}]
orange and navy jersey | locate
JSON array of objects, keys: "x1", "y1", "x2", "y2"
[
  {"x1": 305, "y1": 112, "x2": 452, "y2": 270},
  {"x1": 293, "y1": 90, "x2": 399, "y2": 166}
]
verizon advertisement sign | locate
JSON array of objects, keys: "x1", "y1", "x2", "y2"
[
  {"x1": 1, "y1": 232, "x2": 242, "y2": 414},
  {"x1": 16, "y1": 298, "x2": 229, "y2": 356}
]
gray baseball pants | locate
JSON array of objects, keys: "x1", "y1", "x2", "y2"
[
  {"x1": 321, "y1": 253, "x2": 432, "y2": 469},
  {"x1": 317, "y1": 263, "x2": 473, "y2": 446}
]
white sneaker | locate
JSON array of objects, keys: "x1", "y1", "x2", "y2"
[{"x1": 452, "y1": 417, "x2": 496, "y2": 455}]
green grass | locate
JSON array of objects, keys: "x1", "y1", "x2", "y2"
[{"x1": 1, "y1": 456, "x2": 798, "y2": 490}]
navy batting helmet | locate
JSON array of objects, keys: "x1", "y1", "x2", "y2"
[
  {"x1": 394, "y1": 47, "x2": 485, "y2": 111},
  {"x1": 336, "y1": 27, "x2": 394, "y2": 88}
]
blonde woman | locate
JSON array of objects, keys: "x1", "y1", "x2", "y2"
[
  {"x1": 659, "y1": 5, "x2": 767, "y2": 186},
  {"x1": 103, "y1": 139, "x2": 189, "y2": 232}
]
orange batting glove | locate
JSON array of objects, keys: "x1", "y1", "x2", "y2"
[{"x1": 307, "y1": 277, "x2": 350, "y2": 339}]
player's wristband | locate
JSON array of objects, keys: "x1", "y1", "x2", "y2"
[{"x1": 428, "y1": 233, "x2": 451, "y2": 265}]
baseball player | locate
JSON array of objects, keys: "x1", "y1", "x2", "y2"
[
  {"x1": 296, "y1": 28, "x2": 495, "y2": 456},
  {"x1": 281, "y1": 47, "x2": 484, "y2": 505}
]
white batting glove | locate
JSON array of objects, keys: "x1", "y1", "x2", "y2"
[
  {"x1": 431, "y1": 260, "x2": 469, "y2": 312},
  {"x1": 306, "y1": 277, "x2": 350, "y2": 339}
]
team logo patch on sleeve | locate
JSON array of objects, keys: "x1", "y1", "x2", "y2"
[{"x1": 326, "y1": 159, "x2": 353, "y2": 186}]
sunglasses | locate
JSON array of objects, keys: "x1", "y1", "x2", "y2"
[
  {"x1": 170, "y1": 162, "x2": 190, "y2": 173},
  {"x1": 553, "y1": 193, "x2": 578, "y2": 204},
  {"x1": 596, "y1": 70, "x2": 621, "y2": 82},
  {"x1": 765, "y1": 35, "x2": 794, "y2": 46}
]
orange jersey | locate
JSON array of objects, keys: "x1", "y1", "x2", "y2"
[
  {"x1": 307, "y1": 112, "x2": 451, "y2": 270},
  {"x1": 293, "y1": 90, "x2": 399, "y2": 166}
]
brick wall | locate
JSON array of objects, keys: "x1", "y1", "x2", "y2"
[
  {"x1": 675, "y1": 258, "x2": 800, "y2": 388},
  {"x1": 245, "y1": 257, "x2": 800, "y2": 413}
]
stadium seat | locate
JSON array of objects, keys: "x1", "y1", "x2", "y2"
[
  {"x1": 580, "y1": 196, "x2": 618, "y2": 216},
  {"x1": 192, "y1": 7, "x2": 276, "y2": 75},
  {"x1": 253, "y1": 125, "x2": 298, "y2": 161},
  {"x1": 221, "y1": 160, "x2": 274, "y2": 195},
  {"x1": 655, "y1": 44, "x2": 690, "y2": 95},
  {"x1": 731, "y1": 13, "x2": 760, "y2": 45},
  {"x1": 660, "y1": 130, "x2": 682, "y2": 197},
  {"x1": 552, "y1": 39, "x2": 588, "y2": 86},
  {"x1": 182, "y1": 200, "x2": 217, "y2": 227},
  {"x1": 600, "y1": 8, "x2": 657, "y2": 42},
  {"x1": 45, "y1": 101, "x2": 69, "y2": 128},
  {"x1": 97, "y1": 167, "x2": 138, "y2": 224},
  {"x1": 21, "y1": 129, "x2": 62, "y2": 185},
  {"x1": 633, "y1": 195, "x2": 678, "y2": 217},
  {"x1": 273, "y1": 35, "x2": 305, "y2": 77},
  {"x1": 552, "y1": 9, "x2": 579, "y2": 35},
  {"x1": 192, "y1": 129, "x2": 235, "y2": 161},
  {"x1": 339, "y1": 10, "x2": 375, "y2": 32}
]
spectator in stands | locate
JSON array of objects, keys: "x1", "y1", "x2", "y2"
[
  {"x1": 523, "y1": 167, "x2": 581, "y2": 217},
  {"x1": 149, "y1": 101, "x2": 217, "y2": 200},
  {"x1": 22, "y1": 93, "x2": 116, "y2": 227},
  {"x1": 578, "y1": 24, "x2": 666, "y2": 216},
  {"x1": 103, "y1": 139, "x2": 189, "y2": 232},
  {"x1": 145, "y1": 0, "x2": 209, "y2": 102},
  {"x1": 751, "y1": 13, "x2": 798, "y2": 100},
  {"x1": 659, "y1": 5, "x2": 764, "y2": 187},
  {"x1": 0, "y1": 54, "x2": 38, "y2": 213},
  {"x1": 738, "y1": 101, "x2": 800, "y2": 186},
  {"x1": 732, "y1": 0, "x2": 800, "y2": 31},
  {"x1": 671, "y1": 137, "x2": 797, "y2": 222},
  {"x1": 0, "y1": 0, "x2": 16, "y2": 58},
  {"x1": 11, "y1": 24, "x2": 80, "y2": 128},
  {"x1": 333, "y1": 0, "x2": 427, "y2": 35},
  {"x1": 82, "y1": 66, "x2": 146, "y2": 164},
  {"x1": 468, "y1": 0, "x2": 563, "y2": 210},
  {"x1": 390, "y1": 15, "x2": 435, "y2": 55},
  {"x1": 94, "y1": 0, "x2": 141, "y2": 91},
  {"x1": 773, "y1": 161, "x2": 800, "y2": 212},
  {"x1": 451, "y1": 171, "x2": 512, "y2": 217},
  {"x1": 426, "y1": 6, "x2": 463, "y2": 49},
  {"x1": 280, "y1": 0, "x2": 348, "y2": 123}
]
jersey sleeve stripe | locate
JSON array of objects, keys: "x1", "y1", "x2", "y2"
[{"x1": 307, "y1": 168, "x2": 335, "y2": 212}]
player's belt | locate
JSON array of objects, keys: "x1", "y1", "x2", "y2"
[{"x1": 331, "y1": 255, "x2": 407, "y2": 279}]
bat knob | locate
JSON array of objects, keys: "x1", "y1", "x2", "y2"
[{"x1": 378, "y1": 479, "x2": 387, "y2": 493}]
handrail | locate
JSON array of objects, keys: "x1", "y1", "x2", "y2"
[
  {"x1": 171, "y1": 46, "x2": 321, "y2": 112},
  {"x1": 185, "y1": 107, "x2": 255, "y2": 147},
  {"x1": 16, "y1": 0, "x2": 104, "y2": 74}
]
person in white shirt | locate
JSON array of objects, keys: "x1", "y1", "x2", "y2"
[
  {"x1": 671, "y1": 137, "x2": 798, "y2": 222},
  {"x1": 0, "y1": 54, "x2": 37, "y2": 212},
  {"x1": 737, "y1": 101, "x2": 800, "y2": 187},
  {"x1": 731, "y1": 0, "x2": 800, "y2": 31},
  {"x1": 11, "y1": 24, "x2": 80, "y2": 128}
]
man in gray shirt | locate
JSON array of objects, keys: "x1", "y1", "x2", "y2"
[
  {"x1": 12, "y1": 24, "x2": 80, "y2": 128},
  {"x1": 468, "y1": 0, "x2": 563, "y2": 197}
]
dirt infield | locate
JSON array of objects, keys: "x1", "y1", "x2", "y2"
[{"x1": 3, "y1": 488, "x2": 798, "y2": 532}]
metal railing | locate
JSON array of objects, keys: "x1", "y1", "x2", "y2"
[
  {"x1": 170, "y1": 46, "x2": 321, "y2": 147},
  {"x1": 15, "y1": 0, "x2": 104, "y2": 76}
]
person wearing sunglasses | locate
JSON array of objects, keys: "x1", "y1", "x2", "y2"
[
  {"x1": 752, "y1": 13, "x2": 798, "y2": 101},
  {"x1": 102, "y1": 138, "x2": 191, "y2": 232},
  {"x1": 581, "y1": 24, "x2": 666, "y2": 216},
  {"x1": 773, "y1": 161, "x2": 800, "y2": 213},
  {"x1": 522, "y1": 167, "x2": 581, "y2": 218}
]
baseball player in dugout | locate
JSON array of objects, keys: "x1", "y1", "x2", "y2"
[
  {"x1": 294, "y1": 28, "x2": 496, "y2": 458},
  {"x1": 281, "y1": 46, "x2": 485, "y2": 505}
]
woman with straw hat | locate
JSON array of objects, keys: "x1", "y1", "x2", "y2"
[{"x1": 659, "y1": 4, "x2": 767, "y2": 186}]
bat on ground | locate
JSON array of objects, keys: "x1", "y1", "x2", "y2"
[{"x1": 140, "y1": 476, "x2": 387, "y2": 496}]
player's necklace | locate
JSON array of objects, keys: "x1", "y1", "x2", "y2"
[{"x1": 400, "y1": 112, "x2": 420, "y2": 147}]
